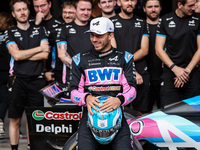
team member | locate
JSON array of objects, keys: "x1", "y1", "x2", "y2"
[
  {"x1": 56, "y1": 0, "x2": 93, "y2": 58},
  {"x1": 32, "y1": 0, "x2": 65, "y2": 83},
  {"x1": 98, "y1": 0, "x2": 116, "y2": 18},
  {"x1": 70, "y1": 17, "x2": 136, "y2": 150},
  {"x1": 0, "y1": 12, "x2": 14, "y2": 139},
  {"x1": 61, "y1": 0, "x2": 76, "y2": 23},
  {"x1": 155, "y1": 0, "x2": 200, "y2": 107},
  {"x1": 110, "y1": 0, "x2": 150, "y2": 113},
  {"x1": 56, "y1": 0, "x2": 93, "y2": 84},
  {"x1": 6, "y1": 0, "x2": 49, "y2": 149},
  {"x1": 143, "y1": 0, "x2": 162, "y2": 110}
]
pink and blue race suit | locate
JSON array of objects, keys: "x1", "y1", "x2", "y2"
[
  {"x1": 70, "y1": 48, "x2": 137, "y2": 150},
  {"x1": 70, "y1": 48, "x2": 137, "y2": 107}
]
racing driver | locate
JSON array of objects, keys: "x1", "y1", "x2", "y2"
[{"x1": 70, "y1": 17, "x2": 137, "y2": 150}]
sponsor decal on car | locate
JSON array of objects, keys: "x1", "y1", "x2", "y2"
[
  {"x1": 32, "y1": 110, "x2": 81, "y2": 121},
  {"x1": 36, "y1": 124, "x2": 73, "y2": 134}
]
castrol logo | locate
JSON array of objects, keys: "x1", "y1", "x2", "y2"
[{"x1": 32, "y1": 110, "x2": 82, "y2": 121}]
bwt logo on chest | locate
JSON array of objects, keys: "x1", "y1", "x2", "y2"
[{"x1": 86, "y1": 67, "x2": 122, "y2": 83}]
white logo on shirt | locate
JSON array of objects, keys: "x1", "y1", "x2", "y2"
[
  {"x1": 135, "y1": 22, "x2": 141, "y2": 28},
  {"x1": 169, "y1": 21, "x2": 176, "y2": 28},
  {"x1": 189, "y1": 20, "x2": 195, "y2": 26},
  {"x1": 136, "y1": 18, "x2": 143, "y2": 22},
  {"x1": 109, "y1": 56, "x2": 118, "y2": 61},
  {"x1": 46, "y1": 31, "x2": 50, "y2": 36},
  {"x1": 55, "y1": 28, "x2": 61, "y2": 32},
  {"x1": 30, "y1": 29, "x2": 39, "y2": 38},
  {"x1": 52, "y1": 24, "x2": 58, "y2": 28},
  {"x1": 166, "y1": 17, "x2": 173, "y2": 21},
  {"x1": 111, "y1": 19, "x2": 118, "y2": 22},
  {"x1": 33, "y1": 29, "x2": 39, "y2": 35},
  {"x1": 69, "y1": 28, "x2": 76, "y2": 34},
  {"x1": 14, "y1": 32, "x2": 21, "y2": 37},
  {"x1": 115, "y1": 22, "x2": 122, "y2": 28},
  {"x1": 192, "y1": 16, "x2": 199, "y2": 20},
  {"x1": 11, "y1": 29, "x2": 17, "y2": 32},
  {"x1": 66, "y1": 25, "x2": 72, "y2": 28}
]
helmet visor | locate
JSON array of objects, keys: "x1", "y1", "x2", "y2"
[{"x1": 88, "y1": 121, "x2": 121, "y2": 138}]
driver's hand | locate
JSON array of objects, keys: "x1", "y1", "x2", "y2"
[
  {"x1": 86, "y1": 95, "x2": 100, "y2": 115},
  {"x1": 100, "y1": 97, "x2": 121, "y2": 113}
]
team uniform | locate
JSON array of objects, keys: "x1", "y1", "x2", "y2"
[
  {"x1": 5, "y1": 24, "x2": 48, "y2": 118},
  {"x1": 56, "y1": 21, "x2": 93, "y2": 57},
  {"x1": 70, "y1": 48, "x2": 136, "y2": 150},
  {"x1": 110, "y1": 14, "x2": 150, "y2": 112},
  {"x1": 56, "y1": 21, "x2": 94, "y2": 84},
  {"x1": 0, "y1": 31, "x2": 10, "y2": 121},
  {"x1": 157, "y1": 12, "x2": 200, "y2": 107},
  {"x1": 29, "y1": 17, "x2": 65, "y2": 84},
  {"x1": 146, "y1": 24, "x2": 162, "y2": 110}
]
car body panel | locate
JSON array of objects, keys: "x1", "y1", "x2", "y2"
[{"x1": 127, "y1": 96, "x2": 200, "y2": 149}]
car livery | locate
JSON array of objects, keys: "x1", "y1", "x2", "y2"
[{"x1": 127, "y1": 96, "x2": 200, "y2": 149}]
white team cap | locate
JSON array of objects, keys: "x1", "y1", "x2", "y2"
[{"x1": 85, "y1": 17, "x2": 114, "y2": 35}]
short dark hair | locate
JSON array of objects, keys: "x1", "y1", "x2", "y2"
[
  {"x1": 98, "y1": 0, "x2": 115, "y2": 3},
  {"x1": 33, "y1": 0, "x2": 51, "y2": 3},
  {"x1": 176, "y1": 0, "x2": 187, "y2": 5},
  {"x1": 73, "y1": 0, "x2": 93, "y2": 9},
  {"x1": 62, "y1": 0, "x2": 75, "y2": 9},
  {"x1": 142, "y1": 0, "x2": 162, "y2": 7},
  {"x1": 9, "y1": 0, "x2": 31, "y2": 11}
]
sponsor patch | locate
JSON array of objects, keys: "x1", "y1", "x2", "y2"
[
  {"x1": 124, "y1": 51, "x2": 133, "y2": 63},
  {"x1": 88, "y1": 86, "x2": 121, "y2": 91},
  {"x1": 72, "y1": 53, "x2": 81, "y2": 66},
  {"x1": 73, "y1": 95, "x2": 81, "y2": 101},
  {"x1": 87, "y1": 68, "x2": 121, "y2": 82}
]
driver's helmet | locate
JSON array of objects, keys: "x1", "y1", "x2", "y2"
[{"x1": 87, "y1": 96, "x2": 122, "y2": 144}]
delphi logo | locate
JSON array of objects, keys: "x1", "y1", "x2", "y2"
[{"x1": 32, "y1": 110, "x2": 45, "y2": 121}]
